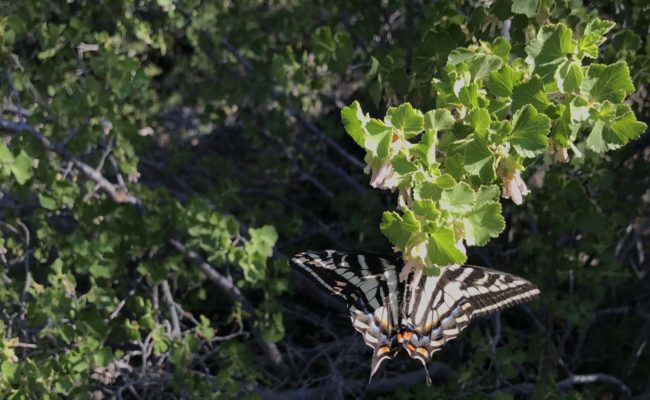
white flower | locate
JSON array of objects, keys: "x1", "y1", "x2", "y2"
[
  {"x1": 369, "y1": 159, "x2": 398, "y2": 189},
  {"x1": 366, "y1": 136, "x2": 412, "y2": 190},
  {"x1": 555, "y1": 146, "x2": 569, "y2": 163},
  {"x1": 399, "y1": 238, "x2": 428, "y2": 285},
  {"x1": 398, "y1": 186, "x2": 413, "y2": 209},
  {"x1": 501, "y1": 170, "x2": 529, "y2": 205}
]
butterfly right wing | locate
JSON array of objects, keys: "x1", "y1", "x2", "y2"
[
  {"x1": 290, "y1": 250, "x2": 400, "y2": 379},
  {"x1": 400, "y1": 265, "x2": 540, "y2": 367}
]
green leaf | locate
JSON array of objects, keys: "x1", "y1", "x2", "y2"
[
  {"x1": 436, "y1": 174, "x2": 456, "y2": 188},
  {"x1": 385, "y1": 103, "x2": 424, "y2": 138},
  {"x1": 92, "y1": 347, "x2": 113, "y2": 367},
  {"x1": 510, "y1": 105, "x2": 551, "y2": 157},
  {"x1": 1, "y1": 360, "x2": 18, "y2": 380},
  {"x1": 468, "y1": 54, "x2": 503, "y2": 82},
  {"x1": 511, "y1": 75, "x2": 551, "y2": 113},
  {"x1": 580, "y1": 62, "x2": 634, "y2": 104},
  {"x1": 447, "y1": 47, "x2": 475, "y2": 65},
  {"x1": 10, "y1": 150, "x2": 34, "y2": 185},
  {"x1": 414, "y1": 181, "x2": 442, "y2": 202},
  {"x1": 261, "y1": 311, "x2": 285, "y2": 343},
  {"x1": 365, "y1": 118, "x2": 393, "y2": 158},
  {"x1": 423, "y1": 109, "x2": 455, "y2": 132},
  {"x1": 427, "y1": 227, "x2": 467, "y2": 266},
  {"x1": 387, "y1": 68, "x2": 410, "y2": 96},
  {"x1": 413, "y1": 29, "x2": 462, "y2": 70},
  {"x1": 341, "y1": 101, "x2": 368, "y2": 147},
  {"x1": 412, "y1": 130, "x2": 436, "y2": 164},
  {"x1": 556, "y1": 60, "x2": 583, "y2": 93},
  {"x1": 445, "y1": 153, "x2": 466, "y2": 179},
  {"x1": 511, "y1": 0, "x2": 540, "y2": 18},
  {"x1": 39, "y1": 194, "x2": 58, "y2": 210},
  {"x1": 586, "y1": 105, "x2": 647, "y2": 152},
  {"x1": 475, "y1": 185, "x2": 500, "y2": 207},
  {"x1": 464, "y1": 137, "x2": 497, "y2": 182},
  {"x1": 439, "y1": 182, "x2": 476, "y2": 214},
  {"x1": 312, "y1": 27, "x2": 354, "y2": 73},
  {"x1": 248, "y1": 225, "x2": 278, "y2": 258},
  {"x1": 487, "y1": 64, "x2": 522, "y2": 97},
  {"x1": 579, "y1": 18, "x2": 615, "y2": 58},
  {"x1": 0, "y1": 144, "x2": 14, "y2": 164},
  {"x1": 381, "y1": 210, "x2": 420, "y2": 249},
  {"x1": 584, "y1": 18, "x2": 616, "y2": 37},
  {"x1": 552, "y1": 108, "x2": 581, "y2": 146},
  {"x1": 525, "y1": 23, "x2": 576, "y2": 83},
  {"x1": 467, "y1": 108, "x2": 490, "y2": 136},
  {"x1": 392, "y1": 154, "x2": 418, "y2": 174},
  {"x1": 412, "y1": 199, "x2": 440, "y2": 220},
  {"x1": 490, "y1": 37, "x2": 512, "y2": 63},
  {"x1": 89, "y1": 263, "x2": 113, "y2": 279},
  {"x1": 458, "y1": 82, "x2": 479, "y2": 108},
  {"x1": 463, "y1": 202, "x2": 505, "y2": 246}
]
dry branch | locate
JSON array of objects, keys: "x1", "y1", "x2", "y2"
[
  {"x1": 168, "y1": 238, "x2": 286, "y2": 371},
  {"x1": 0, "y1": 118, "x2": 140, "y2": 205}
]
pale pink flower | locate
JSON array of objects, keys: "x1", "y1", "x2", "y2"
[
  {"x1": 399, "y1": 238, "x2": 428, "y2": 284},
  {"x1": 555, "y1": 147, "x2": 569, "y2": 163},
  {"x1": 398, "y1": 186, "x2": 413, "y2": 209},
  {"x1": 369, "y1": 159, "x2": 398, "y2": 189},
  {"x1": 501, "y1": 171, "x2": 529, "y2": 205}
]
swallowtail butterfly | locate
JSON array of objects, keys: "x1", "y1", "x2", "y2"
[{"x1": 290, "y1": 250, "x2": 540, "y2": 381}]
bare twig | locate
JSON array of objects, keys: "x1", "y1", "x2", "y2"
[
  {"x1": 168, "y1": 238, "x2": 286, "y2": 372},
  {"x1": 623, "y1": 318, "x2": 650, "y2": 378},
  {"x1": 288, "y1": 106, "x2": 366, "y2": 170},
  {"x1": 258, "y1": 362, "x2": 453, "y2": 400},
  {"x1": 558, "y1": 373, "x2": 631, "y2": 396},
  {"x1": 292, "y1": 138, "x2": 365, "y2": 193},
  {"x1": 5, "y1": 66, "x2": 26, "y2": 123},
  {"x1": 0, "y1": 119, "x2": 140, "y2": 205},
  {"x1": 221, "y1": 37, "x2": 366, "y2": 172},
  {"x1": 505, "y1": 373, "x2": 631, "y2": 397},
  {"x1": 160, "y1": 281, "x2": 181, "y2": 338},
  {"x1": 221, "y1": 38, "x2": 254, "y2": 74},
  {"x1": 16, "y1": 219, "x2": 31, "y2": 320}
]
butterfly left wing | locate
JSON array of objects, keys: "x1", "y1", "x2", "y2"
[
  {"x1": 290, "y1": 250, "x2": 401, "y2": 379},
  {"x1": 400, "y1": 264, "x2": 540, "y2": 367}
]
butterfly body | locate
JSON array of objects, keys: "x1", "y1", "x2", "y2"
[{"x1": 290, "y1": 250, "x2": 540, "y2": 380}]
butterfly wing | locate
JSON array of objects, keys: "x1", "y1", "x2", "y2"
[
  {"x1": 290, "y1": 250, "x2": 401, "y2": 379},
  {"x1": 400, "y1": 264, "x2": 540, "y2": 366}
]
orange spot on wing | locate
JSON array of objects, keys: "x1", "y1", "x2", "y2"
[
  {"x1": 416, "y1": 347, "x2": 428, "y2": 357},
  {"x1": 377, "y1": 345, "x2": 390, "y2": 355},
  {"x1": 406, "y1": 343, "x2": 416, "y2": 352}
]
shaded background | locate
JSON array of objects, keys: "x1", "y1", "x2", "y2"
[{"x1": 0, "y1": 0, "x2": 649, "y2": 398}]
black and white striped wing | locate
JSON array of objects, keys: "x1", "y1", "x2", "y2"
[
  {"x1": 400, "y1": 265, "x2": 540, "y2": 366},
  {"x1": 290, "y1": 251, "x2": 401, "y2": 379},
  {"x1": 454, "y1": 265, "x2": 540, "y2": 318}
]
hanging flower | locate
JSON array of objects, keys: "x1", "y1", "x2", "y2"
[
  {"x1": 496, "y1": 145, "x2": 530, "y2": 205},
  {"x1": 500, "y1": 170, "x2": 529, "y2": 205},
  {"x1": 365, "y1": 134, "x2": 412, "y2": 190},
  {"x1": 399, "y1": 238, "x2": 428, "y2": 285},
  {"x1": 548, "y1": 138, "x2": 583, "y2": 164},
  {"x1": 368, "y1": 158, "x2": 398, "y2": 189},
  {"x1": 554, "y1": 146, "x2": 569, "y2": 163},
  {"x1": 398, "y1": 186, "x2": 413, "y2": 209}
]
